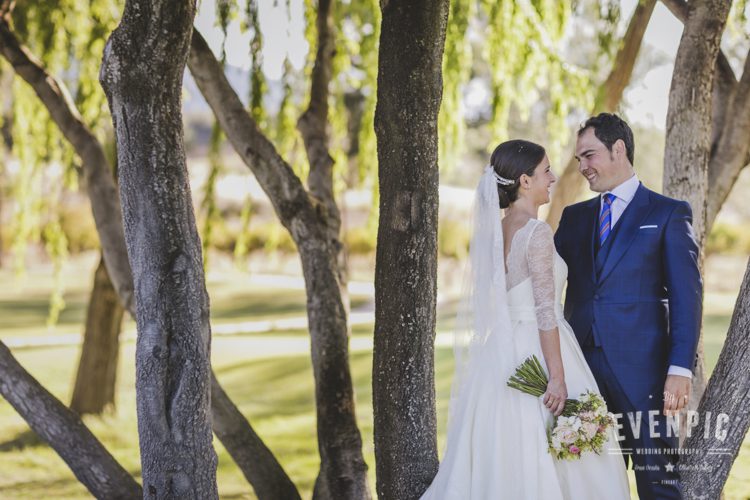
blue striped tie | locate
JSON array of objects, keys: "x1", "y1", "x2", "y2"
[{"x1": 599, "y1": 193, "x2": 616, "y2": 246}]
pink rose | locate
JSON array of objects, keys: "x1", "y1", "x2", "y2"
[{"x1": 569, "y1": 445, "x2": 580, "y2": 454}]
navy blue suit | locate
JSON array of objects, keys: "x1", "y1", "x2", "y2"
[{"x1": 554, "y1": 183, "x2": 702, "y2": 499}]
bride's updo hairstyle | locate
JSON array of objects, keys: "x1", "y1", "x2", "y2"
[{"x1": 489, "y1": 139, "x2": 546, "y2": 209}]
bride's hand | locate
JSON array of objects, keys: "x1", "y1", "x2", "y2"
[{"x1": 543, "y1": 378, "x2": 567, "y2": 416}]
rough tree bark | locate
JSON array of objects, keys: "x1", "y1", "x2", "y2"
[
  {"x1": 662, "y1": 0, "x2": 730, "y2": 437},
  {"x1": 372, "y1": 1, "x2": 449, "y2": 499},
  {"x1": 70, "y1": 254, "x2": 124, "y2": 415},
  {"x1": 100, "y1": 0, "x2": 219, "y2": 496},
  {"x1": 1, "y1": 7, "x2": 297, "y2": 496},
  {"x1": 0, "y1": 341, "x2": 142, "y2": 499},
  {"x1": 680, "y1": 258, "x2": 750, "y2": 499},
  {"x1": 188, "y1": 29, "x2": 369, "y2": 499},
  {"x1": 296, "y1": 2, "x2": 365, "y2": 495},
  {"x1": 662, "y1": 0, "x2": 750, "y2": 234},
  {"x1": 664, "y1": 0, "x2": 730, "y2": 247},
  {"x1": 297, "y1": 0, "x2": 352, "y2": 340},
  {"x1": 546, "y1": 0, "x2": 657, "y2": 229}
]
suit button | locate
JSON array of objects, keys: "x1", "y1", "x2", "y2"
[{"x1": 594, "y1": 294, "x2": 600, "y2": 300}]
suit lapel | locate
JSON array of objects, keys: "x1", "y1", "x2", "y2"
[{"x1": 597, "y1": 183, "x2": 655, "y2": 283}]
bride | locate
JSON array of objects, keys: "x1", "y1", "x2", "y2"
[{"x1": 420, "y1": 140, "x2": 630, "y2": 499}]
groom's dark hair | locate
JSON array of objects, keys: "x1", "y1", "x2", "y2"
[{"x1": 578, "y1": 113, "x2": 634, "y2": 165}]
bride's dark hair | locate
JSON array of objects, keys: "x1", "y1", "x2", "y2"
[{"x1": 489, "y1": 139, "x2": 546, "y2": 209}]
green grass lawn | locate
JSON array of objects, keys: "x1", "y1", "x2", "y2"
[{"x1": 0, "y1": 253, "x2": 748, "y2": 499}]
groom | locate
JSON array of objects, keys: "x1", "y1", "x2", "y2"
[{"x1": 554, "y1": 113, "x2": 701, "y2": 499}]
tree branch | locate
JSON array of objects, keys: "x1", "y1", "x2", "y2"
[
  {"x1": 0, "y1": 341, "x2": 142, "y2": 499},
  {"x1": 188, "y1": 31, "x2": 318, "y2": 233},
  {"x1": 659, "y1": 0, "x2": 688, "y2": 21},
  {"x1": 681, "y1": 257, "x2": 750, "y2": 497},
  {"x1": 0, "y1": 17, "x2": 134, "y2": 314},
  {"x1": 189, "y1": 28, "x2": 370, "y2": 499},
  {"x1": 0, "y1": 0, "x2": 14, "y2": 19},
  {"x1": 707, "y1": 46, "x2": 750, "y2": 231},
  {"x1": 210, "y1": 377, "x2": 301, "y2": 499},
  {"x1": 298, "y1": 0, "x2": 339, "y2": 240},
  {"x1": 661, "y1": 0, "x2": 739, "y2": 146},
  {"x1": 662, "y1": 0, "x2": 750, "y2": 233},
  {"x1": 1, "y1": 14, "x2": 296, "y2": 498}
]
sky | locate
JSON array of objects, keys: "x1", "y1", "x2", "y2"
[
  {"x1": 620, "y1": 0, "x2": 683, "y2": 128},
  {"x1": 193, "y1": 0, "x2": 690, "y2": 130}
]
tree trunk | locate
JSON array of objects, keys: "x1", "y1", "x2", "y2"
[
  {"x1": 546, "y1": 0, "x2": 656, "y2": 229},
  {"x1": 188, "y1": 29, "x2": 369, "y2": 500},
  {"x1": 297, "y1": 0, "x2": 353, "y2": 341},
  {"x1": 0, "y1": 341, "x2": 142, "y2": 499},
  {"x1": 70, "y1": 254, "x2": 124, "y2": 415},
  {"x1": 2, "y1": 7, "x2": 295, "y2": 494},
  {"x1": 372, "y1": 1, "x2": 449, "y2": 499},
  {"x1": 680, "y1": 257, "x2": 750, "y2": 498},
  {"x1": 100, "y1": 1, "x2": 218, "y2": 497},
  {"x1": 665, "y1": 0, "x2": 731, "y2": 247},
  {"x1": 663, "y1": 0, "x2": 730, "y2": 432},
  {"x1": 296, "y1": 3, "x2": 367, "y2": 496},
  {"x1": 662, "y1": 0, "x2": 750, "y2": 235}
]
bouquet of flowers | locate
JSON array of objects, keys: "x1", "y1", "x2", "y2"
[{"x1": 507, "y1": 355, "x2": 617, "y2": 460}]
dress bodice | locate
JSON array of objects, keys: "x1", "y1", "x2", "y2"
[{"x1": 504, "y1": 219, "x2": 568, "y2": 327}]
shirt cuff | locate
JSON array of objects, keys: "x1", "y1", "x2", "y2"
[{"x1": 668, "y1": 365, "x2": 693, "y2": 378}]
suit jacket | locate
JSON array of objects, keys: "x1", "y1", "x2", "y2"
[{"x1": 554, "y1": 183, "x2": 702, "y2": 409}]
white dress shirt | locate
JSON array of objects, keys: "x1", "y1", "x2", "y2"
[{"x1": 602, "y1": 175, "x2": 693, "y2": 379}]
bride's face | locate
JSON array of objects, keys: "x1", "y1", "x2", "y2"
[{"x1": 520, "y1": 155, "x2": 556, "y2": 206}]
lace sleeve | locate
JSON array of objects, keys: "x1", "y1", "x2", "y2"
[{"x1": 527, "y1": 221, "x2": 557, "y2": 331}]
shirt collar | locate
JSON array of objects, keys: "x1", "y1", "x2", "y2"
[{"x1": 602, "y1": 174, "x2": 639, "y2": 204}]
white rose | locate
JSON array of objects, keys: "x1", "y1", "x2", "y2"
[
  {"x1": 557, "y1": 428, "x2": 578, "y2": 445},
  {"x1": 571, "y1": 417, "x2": 582, "y2": 432}
]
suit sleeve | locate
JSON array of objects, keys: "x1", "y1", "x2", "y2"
[{"x1": 663, "y1": 201, "x2": 702, "y2": 372}]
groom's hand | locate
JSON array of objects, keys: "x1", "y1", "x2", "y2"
[{"x1": 663, "y1": 375, "x2": 691, "y2": 416}]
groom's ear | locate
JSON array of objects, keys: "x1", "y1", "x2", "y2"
[{"x1": 613, "y1": 139, "x2": 625, "y2": 158}]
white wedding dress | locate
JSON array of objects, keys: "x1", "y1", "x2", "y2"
[{"x1": 421, "y1": 218, "x2": 630, "y2": 500}]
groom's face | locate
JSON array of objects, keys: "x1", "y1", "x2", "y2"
[{"x1": 575, "y1": 128, "x2": 626, "y2": 193}]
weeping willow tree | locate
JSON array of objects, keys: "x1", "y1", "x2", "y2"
[
  {"x1": 0, "y1": 0, "x2": 130, "y2": 417},
  {"x1": 0, "y1": 0, "x2": 685, "y2": 497},
  {"x1": 1, "y1": 2, "x2": 300, "y2": 497}
]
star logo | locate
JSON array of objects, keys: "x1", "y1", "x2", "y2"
[{"x1": 665, "y1": 462, "x2": 675, "y2": 473}]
